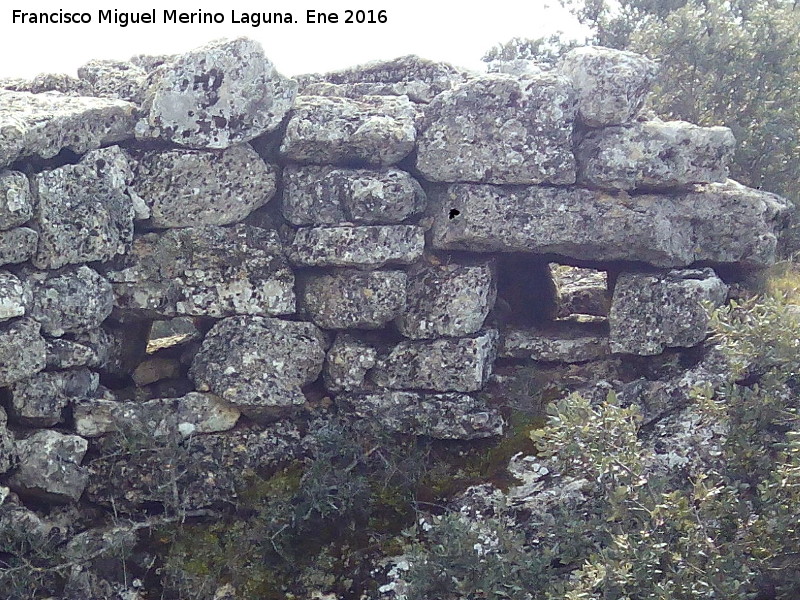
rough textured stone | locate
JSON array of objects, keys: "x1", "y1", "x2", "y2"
[
  {"x1": 8, "y1": 368, "x2": 99, "y2": 427},
  {"x1": 0, "y1": 73, "x2": 92, "y2": 96},
  {"x1": 289, "y1": 225, "x2": 425, "y2": 269},
  {"x1": 416, "y1": 74, "x2": 577, "y2": 184},
  {"x1": 133, "y1": 145, "x2": 278, "y2": 228},
  {"x1": 303, "y1": 270, "x2": 407, "y2": 329},
  {"x1": 105, "y1": 224, "x2": 295, "y2": 318},
  {"x1": 33, "y1": 146, "x2": 134, "y2": 269},
  {"x1": 577, "y1": 120, "x2": 736, "y2": 190},
  {"x1": 9, "y1": 430, "x2": 89, "y2": 503},
  {"x1": 190, "y1": 316, "x2": 326, "y2": 421},
  {"x1": 146, "y1": 317, "x2": 202, "y2": 353},
  {"x1": 0, "y1": 227, "x2": 37, "y2": 266},
  {"x1": 397, "y1": 258, "x2": 496, "y2": 339},
  {"x1": 45, "y1": 338, "x2": 101, "y2": 369},
  {"x1": 340, "y1": 391, "x2": 504, "y2": 439},
  {"x1": 0, "y1": 408, "x2": 13, "y2": 474},
  {"x1": 560, "y1": 46, "x2": 658, "y2": 127},
  {"x1": 0, "y1": 170, "x2": 33, "y2": 230},
  {"x1": 0, "y1": 90, "x2": 136, "y2": 168},
  {"x1": 77, "y1": 59, "x2": 147, "y2": 102},
  {"x1": 552, "y1": 264, "x2": 609, "y2": 318},
  {"x1": 371, "y1": 330, "x2": 498, "y2": 392},
  {"x1": 501, "y1": 322, "x2": 610, "y2": 363},
  {"x1": 26, "y1": 266, "x2": 114, "y2": 336},
  {"x1": 74, "y1": 392, "x2": 240, "y2": 438},
  {"x1": 609, "y1": 268, "x2": 728, "y2": 355},
  {"x1": 136, "y1": 38, "x2": 296, "y2": 148},
  {"x1": 324, "y1": 334, "x2": 378, "y2": 393},
  {"x1": 132, "y1": 357, "x2": 182, "y2": 386},
  {"x1": 280, "y1": 95, "x2": 417, "y2": 167},
  {"x1": 0, "y1": 271, "x2": 30, "y2": 322},
  {"x1": 282, "y1": 165, "x2": 426, "y2": 226},
  {"x1": 485, "y1": 59, "x2": 548, "y2": 77},
  {"x1": 430, "y1": 181, "x2": 787, "y2": 269},
  {"x1": 0, "y1": 318, "x2": 46, "y2": 386}
]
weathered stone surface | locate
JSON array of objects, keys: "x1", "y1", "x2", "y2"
[
  {"x1": 0, "y1": 73, "x2": 92, "y2": 96},
  {"x1": 0, "y1": 227, "x2": 37, "y2": 266},
  {"x1": 33, "y1": 146, "x2": 134, "y2": 269},
  {"x1": 136, "y1": 38, "x2": 296, "y2": 148},
  {"x1": 289, "y1": 225, "x2": 425, "y2": 269},
  {"x1": 9, "y1": 430, "x2": 89, "y2": 503},
  {"x1": 370, "y1": 330, "x2": 498, "y2": 392},
  {"x1": 77, "y1": 59, "x2": 147, "y2": 102},
  {"x1": 340, "y1": 391, "x2": 504, "y2": 439},
  {"x1": 133, "y1": 145, "x2": 278, "y2": 228},
  {"x1": 303, "y1": 270, "x2": 407, "y2": 329},
  {"x1": 146, "y1": 317, "x2": 202, "y2": 353},
  {"x1": 416, "y1": 74, "x2": 577, "y2": 184},
  {"x1": 26, "y1": 266, "x2": 113, "y2": 336},
  {"x1": 324, "y1": 334, "x2": 378, "y2": 393},
  {"x1": 552, "y1": 264, "x2": 609, "y2": 318},
  {"x1": 430, "y1": 181, "x2": 787, "y2": 269},
  {"x1": 0, "y1": 271, "x2": 29, "y2": 322},
  {"x1": 485, "y1": 59, "x2": 548, "y2": 77},
  {"x1": 190, "y1": 316, "x2": 326, "y2": 421},
  {"x1": 501, "y1": 322, "x2": 610, "y2": 363},
  {"x1": 609, "y1": 268, "x2": 728, "y2": 355},
  {"x1": 105, "y1": 224, "x2": 295, "y2": 318},
  {"x1": 74, "y1": 392, "x2": 240, "y2": 438},
  {"x1": 397, "y1": 258, "x2": 496, "y2": 339},
  {"x1": 130, "y1": 53, "x2": 175, "y2": 72},
  {"x1": 0, "y1": 170, "x2": 33, "y2": 230},
  {"x1": 0, "y1": 90, "x2": 136, "y2": 168},
  {"x1": 560, "y1": 46, "x2": 658, "y2": 127},
  {"x1": 282, "y1": 165, "x2": 426, "y2": 226},
  {"x1": 280, "y1": 95, "x2": 417, "y2": 167},
  {"x1": 577, "y1": 120, "x2": 736, "y2": 190},
  {"x1": 45, "y1": 338, "x2": 101, "y2": 369},
  {"x1": 0, "y1": 318, "x2": 46, "y2": 386},
  {"x1": 132, "y1": 357, "x2": 182, "y2": 386},
  {"x1": 0, "y1": 408, "x2": 13, "y2": 474},
  {"x1": 8, "y1": 368, "x2": 99, "y2": 427}
]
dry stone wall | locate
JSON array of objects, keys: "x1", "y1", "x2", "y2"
[{"x1": 0, "y1": 37, "x2": 789, "y2": 527}]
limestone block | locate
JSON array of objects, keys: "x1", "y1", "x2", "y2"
[
  {"x1": 500, "y1": 322, "x2": 610, "y2": 363},
  {"x1": 0, "y1": 170, "x2": 33, "y2": 230},
  {"x1": 323, "y1": 334, "x2": 378, "y2": 393},
  {"x1": 77, "y1": 59, "x2": 147, "y2": 102},
  {"x1": 9, "y1": 430, "x2": 89, "y2": 503},
  {"x1": 0, "y1": 318, "x2": 46, "y2": 387},
  {"x1": 0, "y1": 227, "x2": 37, "y2": 266},
  {"x1": 8, "y1": 368, "x2": 99, "y2": 427},
  {"x1": 0, "y1": 271, "x2": 29, "y2": 322}
]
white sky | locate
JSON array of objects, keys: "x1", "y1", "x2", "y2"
[{"x1": 0, "y1": 1, "x2": 589, "y2": 78}]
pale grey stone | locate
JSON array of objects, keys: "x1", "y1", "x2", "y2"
[
  {"x1": 33, "y1": 146, "x2": 134, "y2": 269},
  {"x1": 0, "y1": 318, "x2": 46, "y2": 386},
  {"x1": 577, "y1": 120, "x2": 736, "y2": 190},
  {"x1": 609, "y1": 268, "x2": 728, "y2": 355},
  {"x1": 8, "y1": 368, "x2": 99, "y2": 427},
  {"x1": 26, "y1": 266, "x2": 113, "y2": 336},
  {"x1": 0, "y1": 271, "x2": 29, "y2": 322},
  {"x1": 416, "y1": 74, "x2": 577, "y2": 184},
  {"x1": 0, "y1": 227, "x2": 37, "y2": 266},
  {"x1": 282, "y1": 165, "x2": 426, "y2": 226},
  {"x1": 551, "y1": 264, "x2": 609, "y2": 318},
  {"x1": 397, "y1": 258, "x2": 496, "y2": 339},
  {"x1": 370, "y1": 330, "x2": 498, "y2": 392},
  {"x1": 486, "y1": 59, "x2": 548, "y2": 77},
  {"x1": 0, "y1": 90, "x2": 136, "y2": 168},
  {"x1": 501, "y1": 322, "x2": 610, "y2": 363},
  {"x1": 289, "y1": 225, "x2": 425, "y2": 269},
  {"x1": 136, "y1": 38, "x2": 296, "y2": 148},
  {"x1": 560, "y1": 46, "x2": 658, "y2": 127},
  {"x1": 77, "y1": 59, "x2": 147, "y2": 102},
  {"x1": 0, "y1": 170, "x2": 33, "y2": 230},
  {"x1": 1, "y1": 73, "x2": 92, "y2": 96},
  {"x1": 9, "y1": 430, "x2": 89, "y2": 503},
  {"x1": 105, "y1": 224, "x2": 295, "y2": 318},
  {"x1": 190, "y1": 316, "x2": 326, "y2": 421},
  {"x1": 430, "y1": 181, "x2": 787, "y2": 270},
  {"x1": 323, "y1": 334, "x2": 378, "y2": 393},
  {"x1": 45, "y1": 338, "x2": 100, "y2": 369},
  {"x1": 340, "y1": 391, "x2": 504, "y2": 439},
  {"x1": 133, "y1": 145, "x2": 278, "y2": 228},
  {"x1": 280, "y1": 95, "x2": 417, "y2": 167},
  {"x1": 0, "y1": 408, "x2": 13, "y2": 474}
]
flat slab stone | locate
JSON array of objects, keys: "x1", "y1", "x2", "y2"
[
  {"x1": 0, "y1": 271, "x2": 29, "y2": 322},
  {"x1": 189, "y1": 316, "x2": 326, "y2": 421},
  {"x1": 430, "y1": 181, "x2": 787, "y2": 270},
  {"x1": 280, "y1": 95, "x2": 417, "y2": 167},
  {"x1": 282, "y1": 165, "x2": 426, "y2": 226},
  {"x1": 105, "y1": 224, "x2": 295, "y2": 318},
  {"x1": 0, "y1": 170, "x2": 33, "y2": 230},
  {"x1": 302, "y1": 269, "x2": 407, "y2": 329},
  {"x1": 0, "y1": 90, "x2": 136, "y2": 168},
  {"x1": 0, "y1": 318, "x2": 46, "y2": 387},
  {"x1": 77, "y1": 59, "x2": 147, "y2": 102},
  {"x1": 0, "y1": 227, "x2": 37, "y2": 266},
  {"x1": 416, "y1": 74, "x2": 577, "y2": 184},
  {"x1": 323, "y1": 334, "x2": 378, "y2": 393},
  {"x1": 397, "y1": 258, "x2": 497, "y2": 339},
  {"x1": 609, "y1": 268, "x2": 728, "y2": 355},
  {"x1": 132, "y1": 145, "x2": 278, "y2": 228},
  {"x1": 500, "y1": 322, "x2": 610, "y2": 363},
  {"x1": 560, "y1": 46, "x2": 658, "y2": 127},
  {"x1": 8, "y1": 368, "x2": 99, "y2": 427},
  {"x1": 289, "y1": 225, "x2": 425, "y2": 269},
  {"x1": 577, "y1": 120, "x2": 735, "y2": 190},
  {"x1": 9, "y1": 430, "x2": 89, "y2": 503},
  {"x1": 370, "y1": 330, "x2": 498, "y2": 392},
  {"x1": 136, "y1": 38, "x2": 296, "y2": 148},
  {"x1": 33, "y1": 146, "x2": 134, "y2": 269},
  {"x1": 339, "y1": 391, "x2": 504, "y2": 439},
  {"x1": 45, "y1": 338, "x2": 102, "y2": 370}
]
